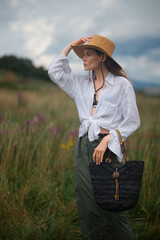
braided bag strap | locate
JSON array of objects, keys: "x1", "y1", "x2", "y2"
[{"x1": 115, "y1": 129, "x2": 129, "y2": 162}]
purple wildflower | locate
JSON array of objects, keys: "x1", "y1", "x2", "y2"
[
  {"x1": 38, "y1": 114, "x2": 45, "y2": 124},
  {"x1": 68, "y1": 131, "x2": 74, "y2": 137},
  {"x1": 74, "y1": 128, "x2": 78, "y2": 137},
  {"x1": 55, "y1": 127, "x2": 60, "y2": 134},
  {"x1": 68, "y1": 128, "x2": 78, "y2": 139},
  {"x1": 49, "y1": 127, "x2": 60, "y2": 138},
  {"x1": 26, "y1": 120, "x2": 31, "y2": 126}
]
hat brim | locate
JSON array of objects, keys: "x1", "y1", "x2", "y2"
[{"x1": 72, "y1": 44, "x2": 122, "y2": 69}]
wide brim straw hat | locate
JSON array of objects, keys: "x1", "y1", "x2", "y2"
[{"x1": 72, "y1": 34, "x2": 121, "y2": 68}]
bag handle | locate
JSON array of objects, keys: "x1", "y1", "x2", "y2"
[{"x1": 115, "y1": 129, "x2": 129, "y2": 162}]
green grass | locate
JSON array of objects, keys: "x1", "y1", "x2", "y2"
[{"x1": 0, "y1": 81, "x2": 160, "y2": 239}]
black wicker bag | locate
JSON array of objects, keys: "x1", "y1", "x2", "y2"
[{"x1": 89, "y1": 129, "x2": 144, "y2": 211}]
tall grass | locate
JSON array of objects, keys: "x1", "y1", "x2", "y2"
[{"x1": 0, "y1": 84, "x2": 160, "y2": 239}]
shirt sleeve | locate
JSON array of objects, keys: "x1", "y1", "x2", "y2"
[
  {"x1": 48, "y1": 54, "x2": 82, "y2": 98},
  {"x1": 108, "y1": 83, "x2": 140, "y2": 161}
]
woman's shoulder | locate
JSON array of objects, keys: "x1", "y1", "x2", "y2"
[{"x1": 114, "y1": 74, "x2": 133, "y2": 89}]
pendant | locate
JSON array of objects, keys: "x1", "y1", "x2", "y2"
[{"x1": 93, "y1": 93, "x2": 97, "y2": 105}]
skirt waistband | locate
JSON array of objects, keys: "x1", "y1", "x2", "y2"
[
  {"x1": 84, "y1": 132, "x2": 109, "y2": 138},
  {"x1": 98, "y1": 133, "x2": 109, "y2": 138}
]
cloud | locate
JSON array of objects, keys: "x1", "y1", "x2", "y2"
[
  {"x1": 23, "y1": 19, "x2": 55, "y2": 56},
  {"x1": 114, "y1": 37, "x2": 160, "y2": 58},
  {"x1": 10, "y1": 0, "x2": 36, "y2": 8},
  {"x1": 34, "y1": 54, "x2": 57, "y2": 69},
  {"x1": 0, "y1": 0, "x2": 160, "y2": 84},
  {"x1": 10, "y1": 18, "x2": 55, "y2": 56},
  {"x1": 117, "y1": 54, "x2": 160, "y2": 83},
  {"x1": 148, "y1": 47, "x2": 160, "y2": 61},
  {"x1": 96, "y1": 0, "x2": 160, "y2": 41},
  {"x1": 70, "y1": 62, "x2": 84, "y2": 74}
]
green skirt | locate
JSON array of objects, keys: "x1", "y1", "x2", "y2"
[{"x1": 73, "y1": 134, "x2": 134, "y2": 240}]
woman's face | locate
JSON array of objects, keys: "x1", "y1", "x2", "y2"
[{"x1": 82, "y1": 48, "x2": 102, "y2": 71}]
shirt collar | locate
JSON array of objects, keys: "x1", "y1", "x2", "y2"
[
  {"x1": 105, "y1": 72, "x2": 114, "y2": 85},
  {"x1": 88, "y1": 71, "x2": 115, "y2": 85}
]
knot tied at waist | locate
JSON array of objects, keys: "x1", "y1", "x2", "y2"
[
  {"x1": 88, "y1": 115, "x2": 93, "y2": 125},
  {"x1": 79, "y1": 116, "x2": 100, "y2": 141}
]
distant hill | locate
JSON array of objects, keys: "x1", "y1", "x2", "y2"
[
  {"x1": 0, "y1": 55, "x2": 49, "y2": 81},
  {"x1": 132, "y1": 80, "x2": 160, "y2": 96},
  {"x1": 0, "y1": 55, "x2": 159, "y2": 95},
  {"x1": 132, "y1": 80, "x2": 160, "y2": 90}
]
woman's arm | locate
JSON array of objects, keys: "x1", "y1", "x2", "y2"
[
  {"x1": 48, "y1": 36, "x2": 92, "y2": 98},
  {"x1": 93, "y1": 82, "x2": 140, "y2": 164},
  {"x1": 93, "y1": 134, "x2": 111, "y2": 165},
  {"x1": 108, "y1": 83, "x2": 140, "y2": 161}
]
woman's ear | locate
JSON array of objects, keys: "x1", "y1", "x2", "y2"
[{"x1": 101, "y1": 54, "x2": 107, "y2": 62}]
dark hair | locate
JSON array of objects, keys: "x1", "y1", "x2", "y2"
[{"x1": 94, "y1": 49, "x2": 129, "y2": 80}]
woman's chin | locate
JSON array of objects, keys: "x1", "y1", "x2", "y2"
[{"x1": 84, "y1": 67, "x2": 91, "y2": 71}]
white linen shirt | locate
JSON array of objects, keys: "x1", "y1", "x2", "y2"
[{"x1": 48, "y1": 54, "x2": 140, "y2": 161}]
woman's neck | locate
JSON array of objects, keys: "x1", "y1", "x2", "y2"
[{"x1": 94, "y1": 66, "x2": 109, "y2": 82}]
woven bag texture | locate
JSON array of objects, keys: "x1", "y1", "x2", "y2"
[{"x1": 89, "y1": 160, "x2": 144, "y2": 211}]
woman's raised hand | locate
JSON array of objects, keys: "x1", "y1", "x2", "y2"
[
  {"x1": 61, "y1": 36, "x2": 92, "y2": 56},
  {"x1": 71, "y1": 36, "x2": 92, "y2": 46}
]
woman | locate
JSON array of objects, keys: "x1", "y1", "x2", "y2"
[{"x1": 48, "y1": 35, "x2": 140, "y2": 240}]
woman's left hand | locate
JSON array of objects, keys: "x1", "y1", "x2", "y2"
[{"x1": 93, "y1": 134, "x2": 111, "y2": 165}]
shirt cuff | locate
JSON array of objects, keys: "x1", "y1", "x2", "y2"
[{"x1": 108, "y1": 130, "x2": 123, "y2": 162}]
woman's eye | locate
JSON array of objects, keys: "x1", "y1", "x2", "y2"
[{"x1": 86, "y1": 53, "x2": 91, "y2": 56}]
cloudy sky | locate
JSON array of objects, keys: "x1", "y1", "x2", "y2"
[{"x1": 0, "y1": 0, "x2": 160, "y2": 84}]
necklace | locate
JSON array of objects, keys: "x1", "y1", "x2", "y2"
[{"x1": 93, "y1": 72, "x2": 105, "y2": 106}]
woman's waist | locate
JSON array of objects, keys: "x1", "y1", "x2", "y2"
[
  {"x1": 99, "y1": 126, "x2": 109, "y2": 134},
  {"x1": 79, "y1": 118, "x2": 110, "y2": 139},
  {"x1": 87, "y1": 125, "x2": 109, "y2": 134}
]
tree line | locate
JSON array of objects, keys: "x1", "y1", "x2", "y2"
[{"x1": 0, "y1": 55, "x2": 49, "y2": 80}]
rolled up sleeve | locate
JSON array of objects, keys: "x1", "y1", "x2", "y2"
[{"x1": 48, "y1": 54, "x2": 81, "y2": 98}]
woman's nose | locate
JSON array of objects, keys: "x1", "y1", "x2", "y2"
[{"x1": 82, "y1": 55, "x2": 86, "y2": 61}]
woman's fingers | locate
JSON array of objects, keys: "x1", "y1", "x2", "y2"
[
  {"x1": 96, "y1": 151, "x2": 100, "y2": 165},
  {"x1": 93, "y1": 151, "x2": 96, "y2": 162},
  {"x1": 83, "y1": 36, "x2": 92, "y2": 41},
  {"x1": 93, "y1": 149, "x2": 98, "y2": 163},
  {"x1": 92, "y1": 135, "x2": 111, "y2": 164},
  {"x1": 93, "y1": 149, "x2": 105, "y2": 165},
  {"x1": 100, "y1": 151, "x2": 104, "y2": 163},
  {"x1": 72, "y1": 36, "x2": 92, "y2": 46},
  {"x1": 78, "y1": 37, "x2": 90, "y2": 44}
]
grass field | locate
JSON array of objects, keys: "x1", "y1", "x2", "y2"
[{"x1": 0, "y1": 80, "x2": 160, "y2": 240}]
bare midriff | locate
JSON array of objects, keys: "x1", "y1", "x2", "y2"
[{"x1": 99, "y1": 126, "x2": 109, "y2": 134}]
